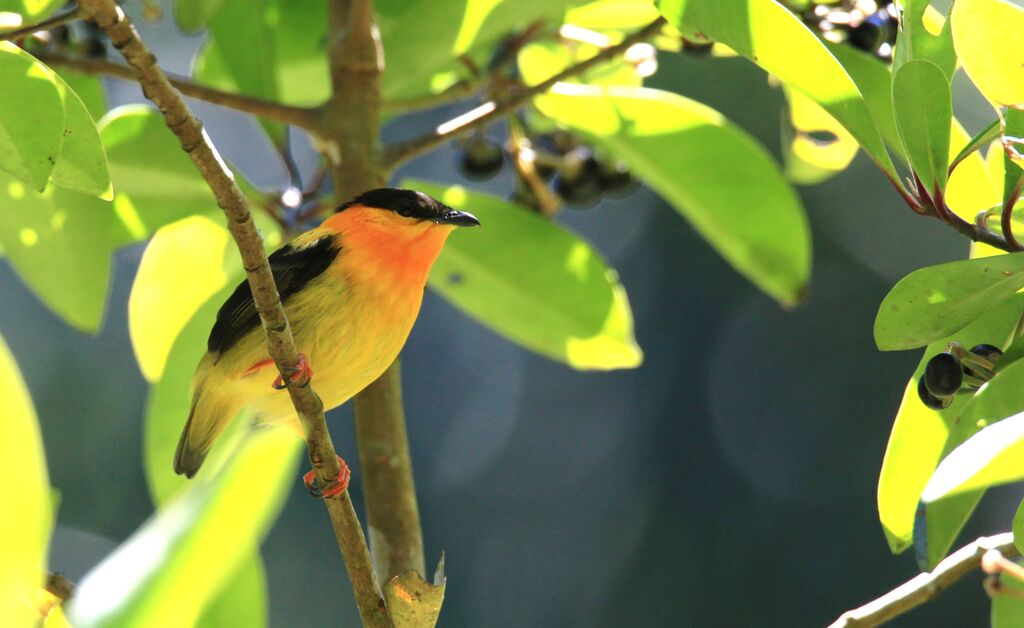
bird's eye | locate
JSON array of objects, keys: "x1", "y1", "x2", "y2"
[{"x1": 397, "y1": 205, "x2": 415, "y2": 218}]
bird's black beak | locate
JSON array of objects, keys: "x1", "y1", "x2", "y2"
[{"x1": 435, "y1": 210, "x2": 480, "y2": 227}]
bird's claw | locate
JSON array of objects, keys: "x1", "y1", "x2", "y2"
[
  {"x1": 303, "y1": 455, "x2": 351, "y2": 499},
  {"x1": 272, "y1": 353, "x2": 314, "y2": 390}
]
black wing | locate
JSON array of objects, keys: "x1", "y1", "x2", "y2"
[{"x1": 207, "y1": 236, "x2": 340, "y2": 355}]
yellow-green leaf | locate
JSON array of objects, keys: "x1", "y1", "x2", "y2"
[
  {"x1": 407, "y1": 180, "x2": 642, "y2": 370},
  {"x1": 0, "y1": 171, "x2": 122, "y2": 331},
  {"x1": 878, "y1": 295, "x2": 1024, "y2": 559},
  {"x1": 0, "y1": 334, "x2": 51, "y2": 627},
  {"x1": 656, "y1": 0, "x2": 896, "y2": 178},
  {"x1": 129, "y1": 214, "x2": 280, "y2": 382},
  {"x1": 66, "y1": 428, "x2": 300, "y2": 628},
  {"x1": 533, "y1": 85, "x2": 810, "y2": 304},
  {"x1": 951, "y1": 0, "x2": 1024, "y2": 107},
  {"x1": 385, "y1": 569, "x2": 445, "y2": 628},
  {"x1": 781, "y1": 86, "x2": 858, "y2": 185},
  {"x1": 0, "y1": 42, "x2": 65, "y2": 191},
  {"x1": 892, "y1": 59, "x2": 952, "y2": 194}
]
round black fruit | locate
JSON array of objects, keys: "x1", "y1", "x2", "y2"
[
  {"x1": 848, "y1": 11, "x2": 896, "y2": 54},
  {"x1": 458, "y1": 139, "x2": 504, "y2": 181},
  {"x1": 923, "y1": 352, "x2": 963, "y2": 397},
  {"x1": 964, "y1": 343, "x2": 1003, "y2": 379},
  {"x1": 918, "y1": 376, "x2": 952, "y2": 410}
]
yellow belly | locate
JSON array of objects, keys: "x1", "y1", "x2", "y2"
[{"x1": 217, "y1": 272, "x2": 422, "y2": 428}]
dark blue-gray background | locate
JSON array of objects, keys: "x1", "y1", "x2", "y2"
[{"x1": 2, "y1": 8, "x2": 1019, "y2": 627}]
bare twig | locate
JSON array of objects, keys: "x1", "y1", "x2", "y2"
[
  {"x1": 382, "y1": 16, "x2": 667, "y2": 169},
  {"x1": 0, "y1": 7, "x2": 82, "y2": 42},
  {"x1": 34, "y1": 50, "x2": 321, "y2": 130},
  {"x1": 73, "y1": 2, "x2": 388, "y2": 625},
  {"x1": 322, "y1": 0, "x2": 428, "y2": 585},
  {"x1": 829, "y1": 532, "x2": 1019, "y2": 628},
  {"x1": 45, "y1": 572, "x2": 75, "y2": 601}
]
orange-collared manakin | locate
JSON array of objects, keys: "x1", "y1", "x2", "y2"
[{"x1": 173, "y1": 188, "x2": 479, "y2": 482}]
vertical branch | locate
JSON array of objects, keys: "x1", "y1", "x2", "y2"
[
  {"x1": 322, "y1": 0, "x2": 427, "y2": 582},
  {"x1": 74, "y1": 2, "x2": 389, "y2": 625}
]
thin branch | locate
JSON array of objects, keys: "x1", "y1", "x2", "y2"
[
  {"x1": 33, "y1": 50, "x2": 321, "y2": 130},
  {"x1": 0, "y1": 7, "x2": 82, "y2": 42},
  {"x1": 829, "y1": 532, "x2": 1019, "y2": 628},
  {"x1": 73, "y1": 2, "x2": 389, "y2": 626},
  {"x1": 45, "y1": 572, "x2": 75, "y2": 601},
  {"x1": 323, "y1": 0, "x2": 428, "y2": 585},
  {"x1": 382, "y1": 16, "x2": 667, "y2": 169}
]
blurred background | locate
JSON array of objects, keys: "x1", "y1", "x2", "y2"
[{"x1": 3, "y1": 3, "x2": 1021, "y2": 626}]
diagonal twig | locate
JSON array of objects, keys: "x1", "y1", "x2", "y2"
[
  {"x1": 33, "y1": 50, "x2": 321, "y2": 130},
  {"x1": 829, "y1": 532, "x2": 1019, "y2": 628},
  {"x1": 73, "y1": 1, "x2": 389, "y2": 625},
  {"x1": 381, "y1": 16, "x2": 667, "y2": 169},
  {"x1": 0, "y1": 7, "x2": 83, "y2": 42}
]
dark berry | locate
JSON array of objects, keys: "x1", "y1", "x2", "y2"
[
  {"x1": 597, "y1": 161, "x2": 637, "y2": 197},
  {"x1": 848, "y1": 12, "x2": 896, "y2": 54},
  {"x1": 554, "y1": 174, "x2": 601, "y2": 208},
  {"x1": 970, "y1": 344, "x2": 1003, "y2": 362},
  {"x1": 534, "y1": 131, "x2": 578, "y2": 156},
  {"x1": 923, "y1": 352, "x2": 963, "y2": 397},
  {"x1": 964, "y1": 344, "x2": 1003, "y2": 379},
  {"x1": 458, "y1": 138, "x2": 504, "y2": 181},
  {"x1": 918, "y1": 376, "x2": 952, "y2": 410},
  {"x1": 555, "y1": 150, "x2": 602, "y2": 208}
]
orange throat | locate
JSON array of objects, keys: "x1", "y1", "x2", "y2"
[{"x1": 323, "y1": 205, "x2": 454, "y2": 291}]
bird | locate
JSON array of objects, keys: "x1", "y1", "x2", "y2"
[{"x1": 173, "y1": 188, "x2": 479, "y2": 493}]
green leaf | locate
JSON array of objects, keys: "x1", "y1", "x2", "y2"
[
  {"x1": 48, "y1": 72, "x2": 111, "y2": 198},
  {"x1": 406, "y1": 180, "x2": 642, "y2": 370},
  {"x1": 100, "y1": 106, "x2": 224, "y2": 243},
  {"x1": 193, "y1": 0, "x2": 329, "y2": 120},
  {"x1": 874, "y1": 253, "x2": 1024, "y2": 351},
  {"x1": 892, "y1": 0, "x2": 956, "y2": 80},
  {"x1": 825, "y1": 44, "x2": 905, "y2": 162},
  {"x1": 0, "y1": 334, "x2": 51, "y2": 626},
  {"x1": 921, "y1": 410, "x2": 1024, "y2": 502},
  {"x1": 949, "y1": 119, "x2": 1000, "y2": 177},
  {"x1": 518, "y1": 40, "x2": 641, "y2": 89},
  {"x1": 379, "y1": 0, "x2": 586, "y2": 102},
  {"x1": 0, "y1": 42, "x2": 65, "y2": 191},
  {"x1": 533, "y1": 85, "x2": 809, "y2": 304},
  {"x1": 992, "y1": 554, "x2": 1024, "y2": 628},
  {"x1": 1004, "y1": 108, "x2": 1024, "y2": 214},
  {"x1": 951, "y1": 0, "x2": 1024, "y2": 107},
  {"x1": 0, "y1": 0, "x2": 62, "y2": 20},
  {"x1": 173, "y1": 0, "x2": 227, "y2": 32},
  {"x1": 780, "y1": 86, "x2": 858, "y2": 185},
  {"x1": 129, "y1": 212, "x2": 281, "y2": 383},
  {"x1": 1014, "y1": 498, "x2": 1024, "y2": 555},
  {"x1": 385, "y1": 567, "x2": 445, "y2": 628},
  {"x1": 656, "y1": 0, "x2": 896, "y2": 178},
  {"x1": 564, "y1": 0, "x2": 662, "y2": 30},
  {"x1": 892, "y1": 59, "x2": 952, "y2": 194},
  {"x1": 67, "y1": 428, "x2": 299, "y2": 628},
  {"x1": 878, "y1": 295, "x2": 1024, "y2": 559},
  {"x1": 196, "y1": 556, "x2": 266, "y2": 628},
  {"x1": 0, "y1": 171, "x2": 122, "y2": 331},
  {"x1": 57, "y1": 72, "x2": 107, "y2": 122}
]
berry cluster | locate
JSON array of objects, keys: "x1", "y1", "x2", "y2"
[
  {"x1": 791, "y1": 1, "x2": 899, "y2": 60},
  {"x1": 457, "y1": 130, "x2": 636, "y2": 209},
  {"x1": 918, "y1": 343, "x2": 1003, "y2": 409}
]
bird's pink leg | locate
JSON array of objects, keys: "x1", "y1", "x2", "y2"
[
  {"x1": 271, "y1": 353, "x2": 314, "y2": 390},
  {"x1": 303, "y1": 455, "x2": 351, "y2": 498}
]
